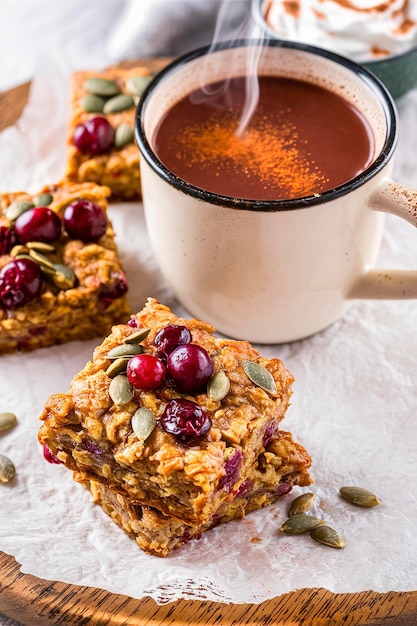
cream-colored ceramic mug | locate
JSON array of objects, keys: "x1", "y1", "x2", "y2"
[{"x1": 135, "y1": 40, "x2": 417, "y2": 343}]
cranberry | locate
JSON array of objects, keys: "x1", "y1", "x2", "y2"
[
  {"x1": 0, "y1": 226, "x2": 17, "y2": 255},
  {"x1": 97, "y1": 272, "x2": 128, "y2": 309},
  {"x1": 14, "y1": 207, "x2": 61, "y2": 244},
  {"x1": 43, "y1": 444, "x2": 62, "y2": 464},
  {"x1": 263, "y1": 424, "x2": 278, "y2": 447},
  {"x1": 218, "y1": 449, "x2": 243, "y2": 492},
  {"x1": 127, "y1": 353, "x2": 166, "y2": 390},
  {"x1": 0, "y1": 258, "x2": 42, "y2": 310},
  {"x1": 160, "y1": 398, "x2": 211, "y2": 444},
  {"x1": 63, "y1": 199, "x2": 107, "y2": 242},
  {"x1": 82, "y1": 439, "x2": 104, "y2": 455},
  {"x1": 72, "y1": 116, "x2": 115, "y2": 156},
  {"x1": 127, "y1": 316, "x2": 139, "y2": 328},
  {"x1": 167, "y1": 344, "x2": 214, "y2": 392},
  {"x1": 276, "y1": 481, "x2": 293, "y2": 496},
  {"x1": 235, "y1": 478, "x2": 252, "y2": 497},
  {"x1": 154, "y1": 324, "x2": 192, "y2": 356}
]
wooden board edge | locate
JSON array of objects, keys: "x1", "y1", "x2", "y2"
[{"x1": 1, "y1": 552, "x2": 417, "y2": 626}]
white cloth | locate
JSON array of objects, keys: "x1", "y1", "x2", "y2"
[{"x1": 0, "y1": 0, "x2": 251, "y2": 91}]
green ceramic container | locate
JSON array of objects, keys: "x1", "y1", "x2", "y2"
[{"x1": 363, "y1": 47, "x2": 417, "y2": 99}]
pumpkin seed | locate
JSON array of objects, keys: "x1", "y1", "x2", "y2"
[
  {"x1": 13, "y1": 253, "x2": 33, "y2": 262},
  {"x1": 310, "y1": 525, "x2": 345, "y2": 549},
  {"x1": 33, "y1": 193, "x2": 53, "y2": 207},
  {"x1": 103, "y1": 94, "x2": 134, "y2": 114},
  {"x1": 80, "y1": 93, "x2": 105, "y2": 113},
  {"x1": 288, "y1": 492, "x2": 316, "y2": 517},
  {"x1": 125, "y1": 75, "x2": 152, "y2": 96},
  {"x1": 39, "y1": 264, "x2": 56, "y2": 277},
  {"x1": 131, "y1": 406, "x2": 156, "y2": 442},
  {"x1": 6, "y1": 201, "x2": 34, "y2": 221},
  {"x1": 339, "y1": 486, "x2": 381, "y2": 507},
  {"x1": 106, "y1": 357, "x2": 129, "y2": 378},
  {"x1": 0, "y1": 454, "x2": 15, "y2": 483},
  {"x1": 26, "y1": 241, "x2": 55, "y2": 252},
  {"x1": 109, "y1": 374, "x2": 134, "y2": 406},
  {"x1": 28, "y1": 249, "x2": 56, "y2": 270},
  {"x1": 10, "y1": 245, "x2": 28, "y2": 258},
  {"x1": 243, "y1": 361, "x2": 277, "y2": 395},
  {"x1": 83, "y1": 76, "x2": 121, "y2": 97},
  {"x1": 107, "y1": 343, "x2": 144, "y2": 359},
  {"x1": 280, "y1": 514, "x2": 325, "y2": 535},
  {"x1": 114, "y1": 122, "x2": 134, "y2": 149},
  {"x1": 123, "y1": 328, "x2": 150, "y2": 345},
  {"x1": 0, "y1": 412, "x2": 17, "y2": 432},
  {"x1": 52, "y1": 263, "x2": 76, "y2": 290},
  {"x1": 207, "y1": 370, "x2": 230, "y2": 402}
]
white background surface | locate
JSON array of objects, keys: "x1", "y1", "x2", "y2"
[{"x1": 1, "y1": 1, "x2": 417, "y2": 624}]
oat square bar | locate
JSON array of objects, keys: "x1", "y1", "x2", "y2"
[
  {"x1": 0, "y1": 181, "x2": 131, "y2": 354},
  {"x1": 39, "y1": 298, "x2": 311, "y2": 531},
  {"x1": 65, "y1": 65, "x2": 152, "y2": 200},
  {"x1": 74, "y1": 430, "x2": 311, "y2": 557}
]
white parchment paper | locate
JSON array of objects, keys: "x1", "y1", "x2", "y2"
[{"x1": 0, "y1": 57, "x2": 417, "y2": 606}]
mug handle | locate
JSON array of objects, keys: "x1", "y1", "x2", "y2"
[{"x1": 348, "y1": 178, "x2": 417, "y2": 299}]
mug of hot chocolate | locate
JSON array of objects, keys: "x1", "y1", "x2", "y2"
[{"x1": 135, "y1": 39, "x2": 417, "y2": 343}]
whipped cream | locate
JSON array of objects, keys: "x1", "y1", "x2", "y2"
[{"x1": 262, "y1": 0, "x2": 417, "y2": 62}]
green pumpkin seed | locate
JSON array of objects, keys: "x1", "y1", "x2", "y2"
[
  {"x1": 39, "y1": 264, "x2": 56, "y2": 277},
  {"x1": 83, "y1": 77, "x2": 121, "y2": 97},
  {"x1": 26, "y1": 241, "x2": 55, "y2": 252},
  {"x1": 109, "y1": 374, "x2": 134, "y2": 406},
  {"x1": 80, "y1": 93, "x2": 105, "y2": 113},
  {"x1": 106, "y1": 357, "x2": 129, "y2": 378},
  {"x1": 125, "y1": 75, "x2": 152, "y2": 96},
  {"x1": 243, "y1": 361, "x2": 277, "y2": 395},
  {"x1": 288, "y1": 492, "x2": 316, "y2": 516},
  {"x1": 107, "y1": 343, "x2": 144, "y2": 359},
  {"x1": 123, "y1": 328, "x2": 150, "y2": 345},
  {"x1": 6, "y1": 201, "x2": 34, "y2": 221},
  {"x1": 52, "y1": 263, "x2": 76, "y2": 290},
  {"x1": 0, "y1": 412, "x2": 17, "y2": 432},
  {"x1": 114, "y1": 122, "x2": 134, "y2": 149},
  {"x1": 339, "y1": 486, "x2": 381, "y2": 507},
  {"x1": 103, "y1": 94, "x2": 134, "y2": 114},
  {"x1": 310, "y1": 525, "x2": 345, "y2": 549},
  {"x1": 0, "y1": 454, "x2": 15, "y2": 483},
  {"x1": 207, "y1": 370, "x2": 230, "y2": 402},
  {"x1": 131, "y1": 406, "x2": 156, "y2": 442},
  {"x1": 280, "y1": 514, "x2": 325, "y2": 535},
  {"x1": 28, "y1": 249, "x2": 56, "y2": 271},
  {"x1": 33, "y1": 193, "x2": 53, "y2": 207}
]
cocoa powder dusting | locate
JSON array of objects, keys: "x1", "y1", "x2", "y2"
[
  {"x1": 370, "y1": 46, "x2": 391, "y2": 57},
  {"x1": 176, "y1": 113, "x2": 328, "y2": 199},
  {"x1": 283, "y1": 0, "x2": 301, "y2": 18},
  {"x1": 393, "y1": 17, "x2": 416, "y2": 35}
]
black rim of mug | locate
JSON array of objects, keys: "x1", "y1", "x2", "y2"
[{"x1": 135, "y1": 38, "x2": 398, "y2": 212}]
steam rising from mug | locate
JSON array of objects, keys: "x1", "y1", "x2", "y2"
[{"x1": 192, "y1": 0, "x2": 267, "y2": 137}]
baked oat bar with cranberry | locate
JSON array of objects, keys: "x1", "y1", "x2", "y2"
[
  {"x1": 39, "y1": 298, "x2": 310, "y2": 526},
  {"x1": 0, "y1": 182, "x2": 130, "y2": 354},
  {"x1": 65, "y1": 66, "x2": 152, "y2": 200},
  {"x1": 74, "y1": 430, "x2": 312, "y2": 557}
]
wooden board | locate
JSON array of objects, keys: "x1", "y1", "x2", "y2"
[
  {"x1": 1, "y1": 59, "x2": 417, "y2": 625},
  {"x1": 2, "y1": 552, "x2": 417, "y2": 625}
]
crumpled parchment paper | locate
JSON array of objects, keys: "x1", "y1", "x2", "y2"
[{"x1": 0, "y1": 55, "x2": 417, "y2": 605}]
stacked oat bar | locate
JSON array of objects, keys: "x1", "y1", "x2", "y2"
[{"x1": 39, "y1": 298, "x2": 312, "y2": 556}]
